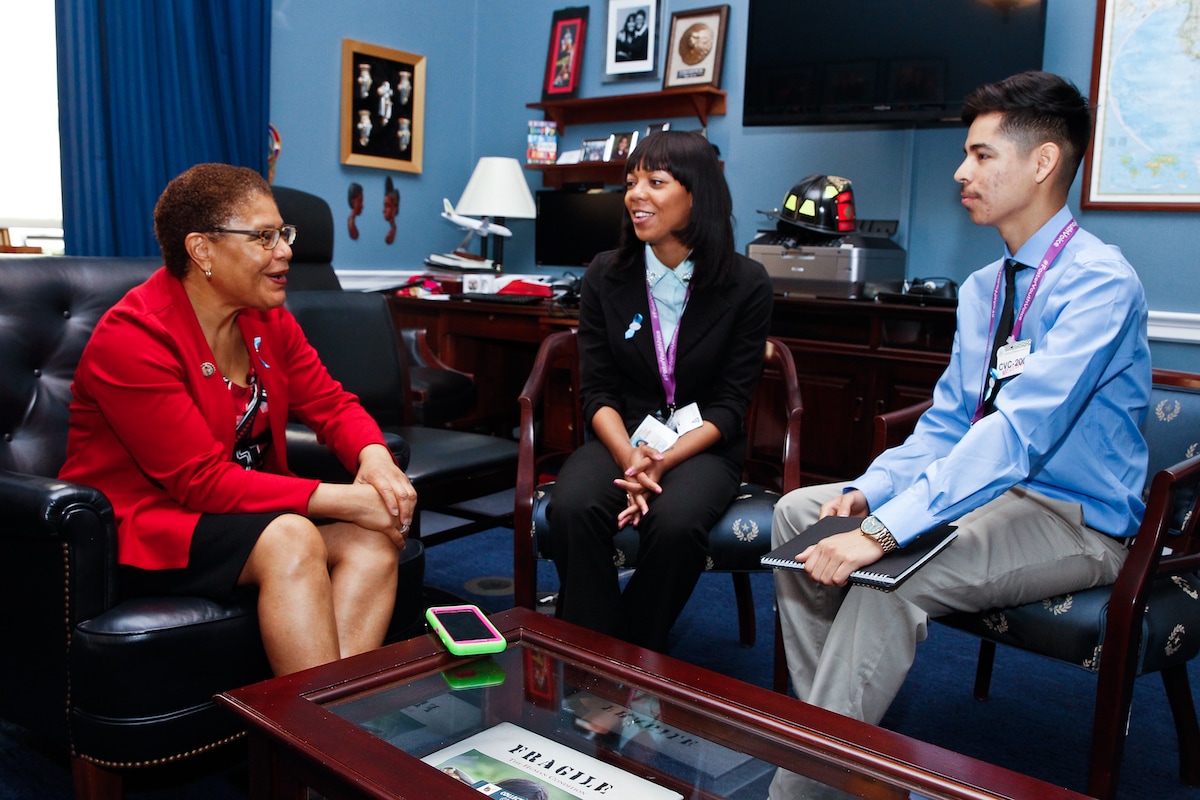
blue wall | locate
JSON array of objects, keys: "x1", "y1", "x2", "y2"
[{"x1": 270, "y1": 0, "x2": 1199, "y2": 368}]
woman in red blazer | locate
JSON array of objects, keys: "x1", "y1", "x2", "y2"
[{"x1": 60, "y1": 163, "x2": 416, "y2": 675}]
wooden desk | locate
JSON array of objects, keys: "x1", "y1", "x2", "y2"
[
  {"x1": 387, "y1": 294, "x2": 578, "y2": 434},
  {"x1": 387, "y1": 293, "x2": 955, "y2": 482}
]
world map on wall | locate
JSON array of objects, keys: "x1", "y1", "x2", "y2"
[{"x1": 1091, "y1": 0, "x2": 1200, "y2": 200}]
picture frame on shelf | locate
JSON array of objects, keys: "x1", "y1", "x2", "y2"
[
  {"x1": 339, "y1": 39, "x2": 425, "y2": 173},
  {"x1": 581, "y1": 138, "x2": 609, "y2": 162},
  {"x1": 1080, "y1": 0, "x2": 1200, "y2": 210},
  {"x1": 604, "y1": 0, "x2": 661, "y2": 82},
  {"x1": 543, "y1": 6, "x2": 589, "y2": 101},
  {"x1": 604, "y1": 131, "x2": 638, "y2": 161},
  {"x1": 662, "y1": 5, "x2": 729, "y2": 90},
  {"x1": 645, "y1": 122, "x2": 670, "y2": 137}
]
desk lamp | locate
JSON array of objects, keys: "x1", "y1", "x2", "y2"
[{"x1": 454, "y1": 157, "x2": 537, "y2": 271}]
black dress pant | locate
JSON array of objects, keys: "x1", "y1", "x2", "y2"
[{"x1": 547, "y1": 437, "x2": 741, "y2": 652}]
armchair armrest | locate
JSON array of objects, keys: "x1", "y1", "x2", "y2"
[
  {"x1": 871, "y1": 399, "x2": 933, "y2": 459},
  {"x1": 0, "y1": 469, "x2": 119, "y2": 662},
  {"x1": 285, "y1": 424, "x2": 411, "y2": 481}
]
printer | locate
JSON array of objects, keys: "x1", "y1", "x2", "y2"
[
  {"x1": 752, "y1": 174, "x2": 907, "y2": 299},
  {"x1": 747, "y1": 229, "x2": 906, "y2": 299}
]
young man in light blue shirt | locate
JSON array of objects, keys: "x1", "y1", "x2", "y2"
[{"x1": 771, "y1": 71, "x2": 1150, "y2": 741}]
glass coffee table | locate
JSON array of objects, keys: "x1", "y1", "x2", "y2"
[{"x1": 217, "y1": 607, "x2": 1087, "y2": 800}]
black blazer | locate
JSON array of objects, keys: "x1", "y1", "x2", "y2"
[{"x1": 577, "y1": 249, "x2": 774, "y2": 462}]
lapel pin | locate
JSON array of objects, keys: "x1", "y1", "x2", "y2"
[
  {"x1": 201, "y1": 362, "x2": 216, "y2": 378},
  {"x1": 624, "y1": 313, "x2": 643, "y2": 340}
]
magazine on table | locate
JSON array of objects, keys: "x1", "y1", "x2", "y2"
[{"x1": 422, "y1": 721, "x2": 683, "y2": 799}]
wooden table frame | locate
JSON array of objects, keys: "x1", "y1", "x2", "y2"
[{"x1": 217, "y1": 608, "x2": 1088, "y2": 800}]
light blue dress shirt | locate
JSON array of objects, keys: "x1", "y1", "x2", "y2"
[
  {"x1": 854, "y1": 206, "x2": 1151, "y2": 543},
  {"x1": 645, "y1": 244, "x2": 694, "y2": 346}
]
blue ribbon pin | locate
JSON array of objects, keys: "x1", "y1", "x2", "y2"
[{"x1": 624, "y1": 313, "x2": 643, "y2": 340}]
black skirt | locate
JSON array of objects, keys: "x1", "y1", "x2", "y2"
[{"x1": 119, "y1": 511, "x2": 288, "y2": 603}]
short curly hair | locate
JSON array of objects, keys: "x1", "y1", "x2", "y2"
[{"x1": 153, "y1": 163, "x2": 273, "y2": 278}]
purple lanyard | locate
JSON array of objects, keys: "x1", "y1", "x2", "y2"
[
  {"x1": 645, "y1": 280, "x2": 690, "y2": 409},
  {"x1": 972, "y1": 218, "x2": 1078, "y2": 423}
]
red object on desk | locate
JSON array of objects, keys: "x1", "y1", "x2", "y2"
[{"x1": 497, "y1": 280, "x2": 552, "y2": 297}]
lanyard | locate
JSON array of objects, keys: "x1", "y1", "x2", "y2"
[
  {"x1": 644, "y1": 280, "x2": 690, "y2": 410},
  {"x1": 972, "y1": 218, "x2": 1078, "y2": 423}
]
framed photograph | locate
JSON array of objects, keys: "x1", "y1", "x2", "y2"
[
  {"x1": 581, "y1": 138, "x2": 609, "y2": 162},
  {"x1": 543, "y1": 7, "x2": 589, "y2": 100},
  {"x1": 604, "y1": 131, "x2": 638, "y2": 161},
  {"x1": 662, "y1": 5, "x2": 729, "y2": 90},
  {"x1": 1081, "y1": 0, "x2": 1200, "y2": 210},
  {"x1": 604, "y1": 0, "x2": 661, "y2": 81},
  {"x1": 645, "y1": 122, "x2": 670, "y2": 137},
  {"x1": 339, "y1": 40, "x2": 425, "y2": 173}
]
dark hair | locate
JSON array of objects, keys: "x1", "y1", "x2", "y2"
[
  {"x1": 496, "y1": 778, "x2": 549, "y2": 800},
  {"x1": 616, "y1": 130, "x2": 735, "y2": 288},
  {"x1": 153, "y1": 163, "x2": 272, "y2": 278},
  {"x1": 961, "y1": 71, "x2": 1092, "y2": 187}
]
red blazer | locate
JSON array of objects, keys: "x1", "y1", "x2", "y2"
[{"x1": 59, "y1": 268, "x2": 388, "y2": 570}]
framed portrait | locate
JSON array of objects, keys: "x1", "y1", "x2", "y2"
[
  {"x1": 1081, "y1": 0, "x2": 1200, "y2": 210},
  {"x1": 543, "y1": 7, "x2": 589, "y2": 100},
  {"x1": 581, "y1": 138, "x2": 609, "y2": 162},
  {"x1": 662, "y1": 5, "x2": 729, "y2": 90},
  {"x1": 604, "y1": 130, "x2": 638, "y2": 161},
  {"x1": 604, "y1": 0, "x2": 661, "y2": 81},
  {"x1": 339, "y1": 40, "x2": 425, "y2": 173}
]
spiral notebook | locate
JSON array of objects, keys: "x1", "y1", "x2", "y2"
[{"x1": 761, "y1": 515, "x2": 957, "y2": 590}]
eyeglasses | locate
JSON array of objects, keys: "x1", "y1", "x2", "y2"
[{"x1": 205, "y1": 225, "x2": 298, "y2": 249}]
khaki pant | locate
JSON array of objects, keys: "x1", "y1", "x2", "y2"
[{"x1": 773, "y1": 481, "x2": 1129, "y2": 726}]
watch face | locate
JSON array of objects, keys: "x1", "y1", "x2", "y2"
[{"x1": 861, "y1": 515, "x2": 884, "y2": 534}]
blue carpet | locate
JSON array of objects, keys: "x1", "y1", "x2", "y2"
[{"x1": 3, "y1": 524, "x2": 1198, "y2": 798}]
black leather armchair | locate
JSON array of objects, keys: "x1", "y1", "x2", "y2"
[
  {"x1": 285, "y1": 290, "x2": 520, "y2": 545},
  {"x1": 0, "y1": 255, "x2": 425, "y2": 799}
]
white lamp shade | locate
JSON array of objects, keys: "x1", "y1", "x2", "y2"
[{"x1": 454, "y1": 157, "x2": 537, "y2": 219}]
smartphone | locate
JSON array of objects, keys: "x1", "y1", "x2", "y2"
[{"x1": 425, "y1": 604, "x2": 507, "y2": 657}]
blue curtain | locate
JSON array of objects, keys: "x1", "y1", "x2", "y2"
[{"x1": 56, "y1": 0, "x2": 270, "y2": 256}]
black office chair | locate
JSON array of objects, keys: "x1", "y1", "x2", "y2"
[
  {"x1": 286, "y1": 290, "x2": 519, "y2": 545},
  {"x1": 271, "y1": 186, "x2": 343, "y2": 291},
  {"x1": 273, "y1": 185, "x2": 478, "y2": 430}
]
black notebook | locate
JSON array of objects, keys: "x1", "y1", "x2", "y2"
[{"x1": 761, "y1": 515, "x2": 957, "y2": 590}]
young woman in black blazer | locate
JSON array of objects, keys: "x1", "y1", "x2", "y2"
[{"x1": 548, "y1": 131, "x2": 773, "y2": 652}]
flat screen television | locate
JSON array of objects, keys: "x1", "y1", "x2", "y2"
[
  {"x1": 742, "y1": 0, "x2": 1047, "y2": 127},
  {"x1": 535, "y1": 189, "x2": 627, "y2": 268}
]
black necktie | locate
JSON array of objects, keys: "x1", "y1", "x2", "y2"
[{"x1": 982, "y1": 259, "x2": 1025, "y2": 416}]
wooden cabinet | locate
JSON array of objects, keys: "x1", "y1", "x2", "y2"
[
  {"x1": 526, "y1": 86, "x2": 726, "y2": 188},
  {"x1": 770, "y1": 297, "x2": 956, "y2": 484}
]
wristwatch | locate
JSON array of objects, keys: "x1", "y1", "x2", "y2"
[{"x1": 860, "y1": 515, "x2": 899, "y2": 553}]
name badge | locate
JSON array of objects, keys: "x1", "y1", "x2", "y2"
[
  {"x1": 994, "y1": 339, "x2": 1031, "y2": 381},
  {"x1": 630, "y1": 415, "x2": 679, "y2": 452},
  {"x1": 666, "y1": 402, "x2": 703, "y2": 436}
]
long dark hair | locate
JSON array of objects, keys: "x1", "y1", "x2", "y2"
[{"x1": 615, "y1": 130, "x2": 735, "y2": 288}]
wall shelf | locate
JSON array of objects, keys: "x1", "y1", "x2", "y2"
[
  {"x1": 527, "y1": 86, "x2": 727, "y2": 133},
  {"x1": 526, "y1": 86, "x2": 727, "y2": 188}
]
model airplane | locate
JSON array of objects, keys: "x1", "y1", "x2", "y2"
[{"x1": 441, "y1": 198, "x2": 513, "y2": 238}]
